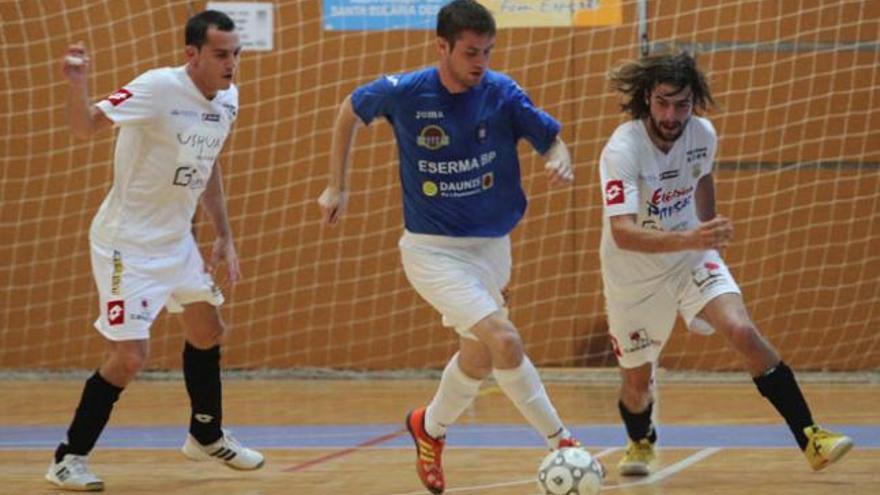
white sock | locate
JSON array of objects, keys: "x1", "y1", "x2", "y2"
[
  {"x1": 424, "y1": 353, "x2": 483, "y2": 439},
  {"x1": 493, "y1": 356, "x2": 569, "y2": 448}
]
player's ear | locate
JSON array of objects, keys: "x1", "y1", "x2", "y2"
[
  {"x1": 185, "y1": 44, "x2": 198, "y2": 63},
  {"x1": 436, "y1": 36, "x2": 449, "y2": 56}
]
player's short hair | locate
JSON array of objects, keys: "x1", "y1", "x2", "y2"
[
  {"x1": 436, "y1": 0, "x2": 496, "y2": 49},
  {"x1": 185, "y1": 10, "x2": 235, "y2": 49},
  {"x1": 608, "y1": 51, "x2": 715, "y2": 119}
]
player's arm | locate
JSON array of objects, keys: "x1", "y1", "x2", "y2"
[
  {"x1": 62, "y1": 42, "x2": 113, "y2": 139},
  {"x1": 542, "y1": 136, "x2": 574, "y2": 187},
  {"x1": 318, "y1": 94, "x2": 363, "y2": 225},
  {"x1": 201, "y1": 159, "x2": 241, "y2": 285},
  {"x1": 506, "y1": 79, "x2": 571, "y2": 187},
  {"x1": 609, "y1": 213, "x2": 732, "y2": 253}
]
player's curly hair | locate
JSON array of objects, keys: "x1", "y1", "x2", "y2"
[
  {"x1": 608, "y1": 51, "x2": 715, "y2": 119},
  {"x1": 437, "y1": 0, "x2": 496, "y2": 49}
]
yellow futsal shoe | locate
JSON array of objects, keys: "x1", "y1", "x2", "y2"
[
  {"x1": 618, "y1": 438, "x2": 656, "y2": 476},
  {"x1": 803, "y1": 425, "x2": 853, "y2": 471}
]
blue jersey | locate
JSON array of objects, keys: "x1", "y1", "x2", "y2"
[{"x1": 351, "y1": 67, "x2": 560, "y2": 237}]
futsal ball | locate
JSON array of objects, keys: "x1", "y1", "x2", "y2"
[{"x1": 537, "y1": 447, "x2": 604, "y2": 495}]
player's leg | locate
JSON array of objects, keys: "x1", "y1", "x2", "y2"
[
  {"x1": 399, "y1": 237, "x2": 497, "y2": 494},
  {"x1": 616, "y1": 362, "x2": 658, "y2": 476},
  {"x1": 177, "y1": 302, "x2": 263, "y2": 470},
  {"x1": 404, "y1": 339, "x2": 487, "y2": 495},
  {"x1": 48, "y1": 244, "x2": 159, "y2": 491},
  {"x1": 607, "y1": 289, "x2": 677, "y2": 476},
  {"x1": 423, "y1": 339, "x2": 490, "y2": 439},
  {"x1": 170, "y1": 238, "x2": 263, "y2": 471},
  {"x1": 683, "y1": 253, "x2": 852, "y2": 470},
  {"x1": 469, "y1": 311, "x2": 574, "y2": 449},
  {"x1": 48, "y1": 339, "x2": 148, "y2": 491},
  {"x1": 696, "y1": 293, "x2": 853, "y2": 470},
  {"x1": 180, "y1": 302, "x2": 225, "y2": 445}
]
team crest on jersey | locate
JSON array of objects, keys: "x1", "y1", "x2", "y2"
[
  {"x1": 605, "y1": 180, "x2": 624, "y2": 205},
  {"x1": 692, "y1": 164, "x2": 702, "y2": 178},
  {"x1": 482, "y1": 171, "x2": 494, "y2": 190},
  {"x1": 476, "y1": 121, "x2": 488, "y2": 143},
  {"x1": 106, "y1": 88, "x2": 133, "y2": 106},
  {"x1": 107, "y1": 300, "x2": 125, "y2": 326},
  {"x1": 417, "y1": 125, "x2": 450, "y2": 150}
]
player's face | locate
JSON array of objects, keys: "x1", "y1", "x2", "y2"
[
  {"x1": 646, "y1": 83, "x2": 693, "y2": 143},
  {"x1": 438, "y1": 30, "x2": 494, "y2": 91},
  {"x1": 187, "y1": 27, "x2": 241, "y2": 96}
]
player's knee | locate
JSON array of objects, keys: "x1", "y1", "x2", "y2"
[
  {"x1": 620, "y1": 364, "x2": 653, "y2": 403},
  {"x1": 492, "y1": 330, "x2": 523, "y2": 364},
  {"x1": 482, "y1": 320, "x2": 523, "y2": 364},
  {"x1": 114, "y1": 350, "x2": 148, "y2": 380},
  {"x1": 189, "y1": 321, "x2": 227, "y2": 349},
  {"x1": 727, "y1": 322, "x2": 763, "y2": 355},
  {"x1": 623, "y1": 373, "x2": 652, "y2": 396},
  {"x1": 473, "y1": 313, "x2": 524, "y2": 365}
]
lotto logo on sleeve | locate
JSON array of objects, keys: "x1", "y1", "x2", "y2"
[
  {"x1": 106, "y1": 88, "x2": 133, "y2": 106},
  {"x1": 107, "y1": 300, "x2": 125, "y2": 326},
  {"x1": 605, "y1": 179, "x2": 625, "y2": 205}
]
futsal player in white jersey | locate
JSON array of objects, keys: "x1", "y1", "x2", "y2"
[
  {"x1": 49, "y1": 11, "x2": 263, "y2": 491},
  {"x1": 598, "y1": 51, "x2": 852, "y2": 476},
  {"x1": 318, "y1": 2, "x2": 596, "y2": 493}
]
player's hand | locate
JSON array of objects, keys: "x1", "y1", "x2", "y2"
[
  {"x1": 62, "y1": 41, "x2": 90, "y2": 86},
  {"x1": 318, "y1": 186, "x2": 349, "y2": 225},
  {"x1": 207, "y1": 237, "x2": 241, "y2": 287},
  {"x1": 543, "y1": 139, "x2": 574, "y2": 187},
  {"x1": 691, "y1": 216, "x2": 733, "y2": 250}
]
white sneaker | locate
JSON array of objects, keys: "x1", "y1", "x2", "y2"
[
  {"x1": 181, "y1": 429, "x2": 264, "y2": 471},
  {"x1": 45, "y1": 454, "x2": 105, "y2": 491}
]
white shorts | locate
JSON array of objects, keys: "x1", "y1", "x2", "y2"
[
  {"x1": 90, "y1": 236, "x2": 224, "y2": 341},
  {"x1": 606, "y1": 250, "x2": 741, "y2": 368},
  {"x1": 399, "y1": 231, "x2": 510, "y2": 339}
]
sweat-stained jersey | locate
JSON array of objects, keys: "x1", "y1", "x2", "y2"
[
  {"x1": 351, "y1": 67, "x2": 560, "y2": 237},
  {"x1": 599, "y1": 117, "x2": 717, "y2": 299},
  {"x1": 91, "y1": 66, "x2": 238, "y2": 256}
]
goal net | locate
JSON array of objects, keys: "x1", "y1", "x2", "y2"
[{"x1": 1, "y1": 0, "x2": 877, "y2": 373}]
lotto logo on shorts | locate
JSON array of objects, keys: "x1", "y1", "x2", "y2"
[
  {"x1": 605, "y1": 180, "x2": 624, "y2": 205},
  {"x1": 107, "y1": 300, "x2": 125, "y2": 326},
  {"x1": 106, "y1": 88, "x2": 133, "y2": 106}
]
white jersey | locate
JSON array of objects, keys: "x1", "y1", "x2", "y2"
[
  {"x1": 599, "y1": 117, "x2": 717, "y2": 299},
  {"x1": 91, "y1": 66, "x2": 238, "y2": 256}
]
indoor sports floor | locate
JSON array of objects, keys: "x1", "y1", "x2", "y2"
[{"x1": 1, "y1": 379, "x2": 878, "y2": 494}]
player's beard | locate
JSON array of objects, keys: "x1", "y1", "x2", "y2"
[{"x1": 649, "y1": 115, "x2": 688, "y2": 144}]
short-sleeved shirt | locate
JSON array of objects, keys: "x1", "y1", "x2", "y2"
[
  {"x1": 91, "y1": 66, "x2": 238, "y2": 256},
  {"x1": 599, "y1": 117, "x2": 717, "y2": 299},
  {"x1": 351, "y1": 67, "x2": 560, "y2": 237}
]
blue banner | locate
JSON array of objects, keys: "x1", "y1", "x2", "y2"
[{"x1": 323, "y1": 0, "x2": 450, "y2": 31}]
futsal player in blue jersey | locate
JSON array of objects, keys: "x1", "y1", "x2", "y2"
[{"x1": 317, "y1": 1, "x2": 596, "y2": 493}]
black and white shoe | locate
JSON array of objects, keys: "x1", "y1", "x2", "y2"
[
  {"x1": 45, "y1": 454, "x2": 104, "y2": 491},
  {"x1": 181, "y1": 429, "x2": 264, "y2": 471}
]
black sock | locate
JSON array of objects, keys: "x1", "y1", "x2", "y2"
[
  {"x1": 753, "y1": 361, "x2": 814, "y2": 450},
  {"x1": 183, "y1": 342, "x2": 223, "y2": 445},
  {"x1": 55, "y1": 371, "x2": 123, "y2": 463},
  {"x1": 619, "y1": 400, "x2": 657, "y2": 443}
]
